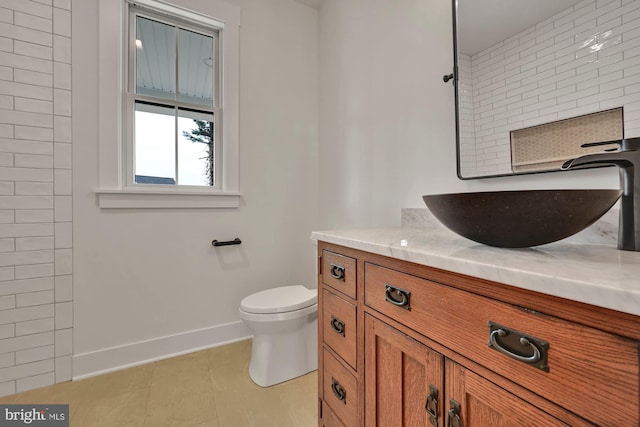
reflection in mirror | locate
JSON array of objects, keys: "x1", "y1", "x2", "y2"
[{"x1": 455, "y1": 0, "x2": 640, "y2": 178}]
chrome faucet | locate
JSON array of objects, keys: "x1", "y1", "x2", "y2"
[{"x1": 561, "y1": 137, "x2": 640, "y2": 251}]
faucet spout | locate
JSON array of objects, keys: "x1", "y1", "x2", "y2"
[
  {"x1": 562, "y1": 138, "x2": 640, "y2": 251},
  {"x1": 561, "y1": 152, "x2": 633, "y2": 170}
]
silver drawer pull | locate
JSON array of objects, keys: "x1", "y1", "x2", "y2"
[
  {"x1": 331, "y1": 377, "x2": 347, "y2": 404},
  {"x1": 385, "y1": 284, "x2": 411, "y2": 310},
  {"x1": 330, "y1": 315, "x2": 345, "y2": 337},
  {"x1": 487, "y1": 321, "x2": 549, "y2": 372},
  {"x1": 330, "y1": 264, "x2": 345, "y2": 281},
  {"x1": 489, "y1": 329, "x2": 540, "y2": 363}
]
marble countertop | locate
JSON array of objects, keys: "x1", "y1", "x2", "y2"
[{"x1": 311, "y1": 222, "x2": 640, "y2": 317}]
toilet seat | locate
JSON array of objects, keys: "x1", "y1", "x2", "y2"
[{"x1": 240, "y1": 285, "x2": 317, "y2": 314}]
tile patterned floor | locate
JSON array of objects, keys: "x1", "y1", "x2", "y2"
[{"x1": 0, "y1": 340, "x2": 318, "y2": 426}]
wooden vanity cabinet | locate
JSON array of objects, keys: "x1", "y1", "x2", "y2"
[
  {"x1": 317, "y1": 241, "x2": 640, "y2": 427},
  {"x1": 364, "y1": 314, "x2": 445, "y2": 427},
  {"x1": 365, "y1": 315, "x2": 573, "y2": 427},
  {"x1": 318, "y1": 249, "x2": 362, "y2": 427},
  {"x1": 444, "y1": 360, "x2": 574, "y2": 427}
]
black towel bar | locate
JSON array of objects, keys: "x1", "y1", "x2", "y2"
[{"x1": 212, "y1": 238, "x2": 242, "y2": 247}]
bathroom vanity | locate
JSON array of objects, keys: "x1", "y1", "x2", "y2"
[{"x1": 313, "y1": 226, "x2": 640, "y2": 426}]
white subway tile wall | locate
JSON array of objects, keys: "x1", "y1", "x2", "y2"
[
  {"x1": 459, "y1": 0, "x2": 640, "y2": 176},
  {"x1": 458, "y1": 53, "x2": 477, "y2": 176},
  {"x1": 0, "y1": 0, "x2": 72, "y2": 396}
]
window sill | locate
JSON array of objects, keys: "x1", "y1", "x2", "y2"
[{"x1": 96, "y1": 188, "x2": 241, "y2": 209}]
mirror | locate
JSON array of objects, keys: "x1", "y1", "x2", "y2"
[{"x1": 454, "y1": 0, "x2": 640, "y2": 178}]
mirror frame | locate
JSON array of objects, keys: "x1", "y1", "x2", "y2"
[
  {"x1": 450, "y1": 0, "x2": 615, "y2": 180},
  {"x1": 451, "y1": 0, "x2": 463, "y2": 179}
]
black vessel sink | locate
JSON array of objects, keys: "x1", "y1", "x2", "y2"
[{"x1": 422, "y1": 190, "x2": 622, "y2": 248}]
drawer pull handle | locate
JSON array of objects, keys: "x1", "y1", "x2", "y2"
[
  {"x1": 330, "y1": 264, "x2": 345, "y2": 281},
  {"x1": 489, "y1": 329, "x2": 540, "y2": 363},
  {"x1": 385, "y1": 284, "x2": 411, "y2": 310},
  {"x1": 487, "y1": 322, "x2": 549, "y2": 372},
  {"x1": 425, "y1": 384, "x2": 439, "y2": 427},
  {"x1": 331, "y1": 377, "x2": 347, "y2": 404},
  {"x1": 330, "y1": 316, "x2": 346, "y2": 336}
]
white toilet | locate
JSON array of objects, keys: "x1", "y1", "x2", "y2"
[{"x1": 239, "y1": 285, "x2": 318, "y2": 387}]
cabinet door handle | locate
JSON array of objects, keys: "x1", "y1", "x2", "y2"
[
  {"x1": 487, "y1": 322, "x2": 549, "y2": 372},
  {"x1": 330, "y1": 315, "x2": 345, "y2": 337},
  {"x1": 447, "y1": 399, "x2": 462, "y2": 427},
  {"x1": 424, "y1": 384, "x2": 439, "y2": 427},
  {"x1": 384, "y1": 284, "x2": 411, "y2": 310},
  {"x1": 331, "y1": 377, "x2": 347, "y2": 404},
  {"x1": 330, "y1": 264, "x2": 345, "y2": 281}
]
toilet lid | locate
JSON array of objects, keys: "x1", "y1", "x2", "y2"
[{"x1": 240, "y1": 285, "x2": 317, "y2": 314}]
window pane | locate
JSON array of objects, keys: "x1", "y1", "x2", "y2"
[
  {"x1": 178, "y1": 28, "x2": 215, "y2": 107},
  {"x1": 136, "y1": 16, "x2": 176, "y2": 100},
  {"x1": 178, "y1": 109, "x2": 214, "y2": 186},
  {"x1": 135, "y1": 103, "x2": 176, "y2": 184}
]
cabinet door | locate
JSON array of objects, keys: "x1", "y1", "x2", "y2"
[
  {"x1": 445, "y1": 360, "x2": 571, "y2": 427},
  {"x1": 364, "y1": 314, "x2": 444, "y2": 427}
]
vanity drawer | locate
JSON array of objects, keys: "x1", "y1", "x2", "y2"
[
  {"x1": 322, "y1": 289, "x2": 357, "y2": 370},
  {"x1": 321, "y1": 399, "x2": 345, "y2": 427},
  {"x1": 364, "y1": 262, "x2": 639, "y2": 427},
  {"x1": 322, "y1": 250, "x2": 356, "y2": 299},
  {"x1": 323, "y1": 348, "x2": 358, "y2": 427}
]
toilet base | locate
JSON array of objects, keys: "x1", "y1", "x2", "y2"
[{"x1": 246, "y1": 310, "x2": 318, "y2": 387}]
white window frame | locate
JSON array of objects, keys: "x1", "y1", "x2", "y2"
[
  {"x1": 96, "y1": 0, "x2": 241, "y2": 209},
  {"x1": 127, "y1": 6, "x2": 221, "y2": 188}
]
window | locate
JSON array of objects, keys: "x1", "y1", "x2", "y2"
[
  {"x1": 96, "y1": 0, "x2": 240, "y2": 208},
  {"x1": 128, "y1": 5, "x2": 220, "y2": 188}
]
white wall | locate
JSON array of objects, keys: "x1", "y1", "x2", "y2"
[
  {"x1": 0, "y1": 0, "x2": 73, "y2": 397},
  {"x1": 318, "y1": 0, "x2": 458, "y2": 227},
  {"x1": 1, "y1": 0, "x2": 622, "y2": 392},
  {"x1": 318, "y1": 0, "x2": 620, "y2": 230},
  {"x1": 72, "y1": 0, "x2": 319, "y2": 378}
]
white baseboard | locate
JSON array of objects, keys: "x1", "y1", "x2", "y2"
[{"x1": 72, "y1": 321, "x2": 252, "y2": 381}]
